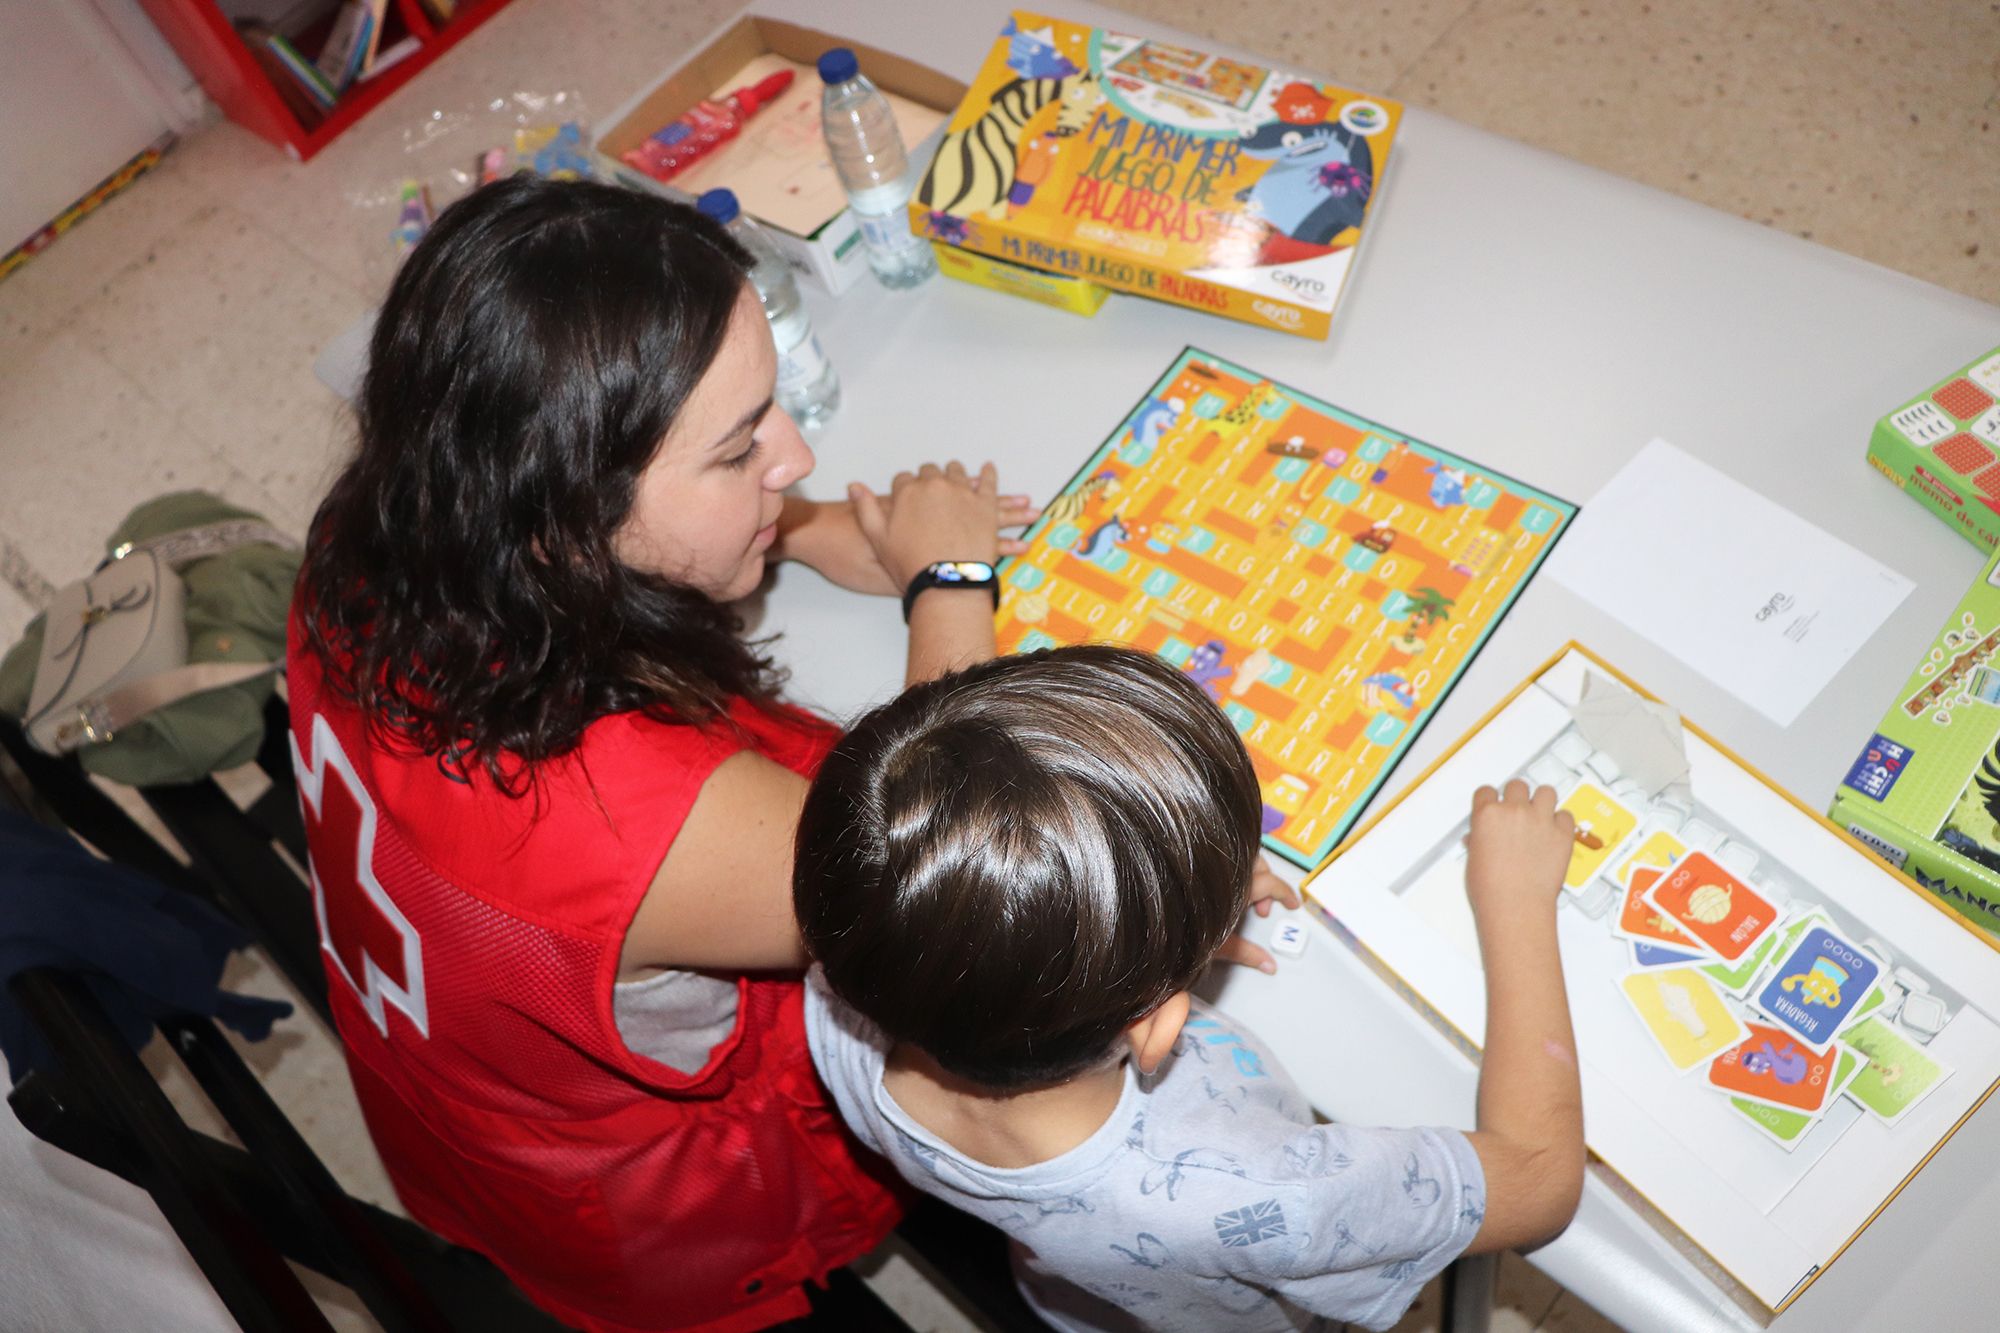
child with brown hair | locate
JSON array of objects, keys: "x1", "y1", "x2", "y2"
[{"x1": 795, "y1": 645, "x2": 1584, "y2": 1332}]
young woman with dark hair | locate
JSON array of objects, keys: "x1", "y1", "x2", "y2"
[{"x1": 287, "y1": 175, "x2": 1032, "y2": 1332}]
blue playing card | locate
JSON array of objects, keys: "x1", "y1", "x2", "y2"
[
  {"x1": 1754, "y1": 924, "x2": 1880, "y2": 1049},
  {"x1": 1631, "y1": 940, "x2": 1703, "y2": 968}
]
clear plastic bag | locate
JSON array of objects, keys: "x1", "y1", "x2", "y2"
[{"x1": 350, "y1": 88, "x2": 595, "y2": 292}]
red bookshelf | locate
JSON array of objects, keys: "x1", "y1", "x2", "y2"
[{"x1": 135, "y1": 0, "x2": 516, "y2": 161}]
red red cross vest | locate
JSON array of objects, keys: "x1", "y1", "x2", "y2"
[{"x1": 285, "y1": 620, "x2": 901, "y2": 1332}]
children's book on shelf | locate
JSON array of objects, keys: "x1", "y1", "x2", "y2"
[
  {"x1": 1865, "y1": 345, "x2": 2000, "y2": 553},
  {"x1": 313, "y1": 1, "x2": 374, "y2": 93},
  {"x1": 994, "y1": 348, "x2": 1574, "y2": 869},
  {"x1": 1830, "y1": 543, "x2": 2000, "y2": 943},
  {"x1": 240, "y1": 25, "x2": 333, "y2": 125},
  {"x1": 1305, "y1": 643, "x2": 2000, "y2": 1316},
  {"x1": 358, "y1": 0, "x2": 392, "y2": 75},
  {"x1": 912, "y1": 12, "x2": 1402, "y2": 339},
  {"x1": 264, "y1": 31, "x2": 335, "y2": 109}
]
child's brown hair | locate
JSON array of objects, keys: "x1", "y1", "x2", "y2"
[{"x1": 794, "y1": 645, "x2": 1262, "y2": 1090}]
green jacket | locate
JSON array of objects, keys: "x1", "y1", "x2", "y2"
[{"x1": 0, "y1": 491, "x2": 301, "y2": 786}]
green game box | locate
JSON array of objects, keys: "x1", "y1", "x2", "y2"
[
  {"x1": 1830, "y1": 545, "x2": 2000, "y2": 941},
  {"x1": 1864, "y1": 345, "x2": 2000, "y2": 552}
]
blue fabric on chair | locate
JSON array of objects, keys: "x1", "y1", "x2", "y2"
[{"x1": 0, "y1": 807, "x2": 293, "y2": 1081}]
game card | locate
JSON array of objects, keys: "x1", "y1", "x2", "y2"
[
  {"x1": 1707, "y1": 1023, "x2": 1840, "y2": 1114},
  {"x1": 1644, "y1": 852, "x2": 1780, "y2": 962},
  {"x1": 1729, "y1": 1046, "x2": 1865, "y2": 1151},
  {"x1": 1618, "y1": 967, "x2": 1749, "y2": 1072},
  {"x1": 1700, "y1": 910, "x2": 1807, "y2": 997},
  {"x1": 1754, "y1": 923, "x2": 1882, "y2": 1051},
  {"x1": 1974, "y1": 352, "x2": 2000, "y2": 396},
  {"x1": 1631, "y1": 940, "x2": 1704, "y2": 969},
  {"x1": 1612, "y1": 828, "x2": 1689, "y2": 887},
  {"x1": 1892, "y1": 400, "x2": 1955, "y2": 444},
  {"x1": 1842, "y1": 1017, "x2": 1953, "y2": 1125},
  {"x1": 1559, "y1": 782, "x2": 1641, "y2": 890},
  {"x1": 1973, "y1": 406, "x2": 2000, "y2": 448},
  {"x1": 1612, "y1": 866, "x2": 1709, "y2": 952},
  {"x1": 1851, "y1": 982, "x2": 1891, "y2": 1025}
]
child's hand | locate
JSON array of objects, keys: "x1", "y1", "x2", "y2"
[
  {"x1": 1213, "y1": 858, "x2": 1303, "y2": 974},
  {"x1": 849, "y1": 462, "x2": 1037, "y2": 591},
  {"x1": 1464, "y1": 780, "x2": 1573, "y2": 924},
  {"x1": 1247, "y1": 857, "x2": 1300, "y2": 918}
]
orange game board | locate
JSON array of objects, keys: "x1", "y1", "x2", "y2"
[{"x1": 997, "y1": 348, "x2": 1576, "y2": 867}]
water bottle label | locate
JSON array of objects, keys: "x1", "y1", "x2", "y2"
[
  {"x1": 778, "y1": 333, "x2": 831, "y2": 392},
  {"x1": 854, "y1": 208, "x2": 915, "y2": 252}
]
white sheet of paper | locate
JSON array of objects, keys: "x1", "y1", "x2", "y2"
[{"x1": 1544, "y1": 439, "x2": 1913, "y2": 727}]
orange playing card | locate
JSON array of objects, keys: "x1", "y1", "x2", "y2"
[
  {"x1": 1613, "y1": 865, "x2": 1707, "y2": 952},
  {"x1": 1707, "y1": 1023, "x2": 1839, "y2": 1114},
  {"x1": 1643, "y1": 851, "x2": 1779, "y2": 962}
]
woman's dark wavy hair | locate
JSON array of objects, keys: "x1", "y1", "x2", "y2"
[
  {"x1": 796, "y1": 646, "x2": 1263, "y2": 1091},
  {"x1": 299, "y1": 175, "x2": 781, "y2": 791}
]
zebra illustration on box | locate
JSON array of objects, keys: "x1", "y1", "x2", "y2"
[
  {"x1": 917, "y1": 73, "x2": 1098, "y2": 220},
  {"x1": 1008, "y1": 75, "x2": 1107, "y2": 214}
]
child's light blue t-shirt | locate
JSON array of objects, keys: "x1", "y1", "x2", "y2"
[{"x1": 804, "y1": 970, "x2": 1486, "y2": 1333}]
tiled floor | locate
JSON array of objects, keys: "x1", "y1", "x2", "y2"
[
  {"x1": 1128, "y1": 0, "x2": 2000, "y2": 303},
  {"x1": 3, "y1": 0, "x2": 1994, "y2": 1329}
]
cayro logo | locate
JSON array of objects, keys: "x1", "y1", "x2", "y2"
[
  {"x1": 1252, "y1": 299, "x2": 1302, "y2": 327},
  {"x1": 1270, "y1": 269, "x2": 1324, "y2": 298}
]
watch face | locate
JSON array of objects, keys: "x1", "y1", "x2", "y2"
[{"x1": 934, "y1": 561, "x2": 995, "y2": 583}]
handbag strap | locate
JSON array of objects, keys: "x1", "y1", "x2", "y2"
[
  {"x1": 41, "y1": 576, "x2": 156, "y2": 667},
  {"x1": 109, "y1": 519, "x2": 298, "y2": 571},
  {"x1": 48, "y1": 660, "x2": 282, "y2": 753}
]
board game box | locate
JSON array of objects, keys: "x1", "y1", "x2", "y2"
[
  {"x1": 1864, "y1": 344, "x2": 2000, "y2": 553},
  {"x1": 994, "y1": 348, "x2": 1574, "y2": 869},
  {"x1": 933, "y1": 241, "x2": 1110, "y2": 315},
  {"x1": 910, "y1": 13, "x2": 1402, "y2": 339},
  {"x1": 1307, "y1": 644, "x2": 2000, "y2": 1316},
  {"x1": 1830, "y1": 545, "x2": 2000, "y2": 942}
]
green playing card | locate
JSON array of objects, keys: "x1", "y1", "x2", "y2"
[
  {"x1": 1843, "y1": 1018, "x2": 1952, "y2": 1124},
  {"x1": 1701, "y1": 920, "x2": 1787, "y2": 995}
]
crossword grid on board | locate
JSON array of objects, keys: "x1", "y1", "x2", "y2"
[{"x1": 996, "y1": 348, "x2": 1576, "y2": 867}]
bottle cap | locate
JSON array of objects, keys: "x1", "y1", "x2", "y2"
[
  {"x1": 816, "y1": 48, "x2": 859, "y2": 85},
  {"x1": 694, "y1": 189, "x2": 740, "y2": 225}
]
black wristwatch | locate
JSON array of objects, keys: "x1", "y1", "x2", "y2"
[{"x1": 902, "y1": 560, "x2": 999, "y2": 623}]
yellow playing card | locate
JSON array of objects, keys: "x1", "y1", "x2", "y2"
[
  {"x1": 1619, "y1": 967, "x2": 1749, "y2": 1072},
  {"x1": 1558, "y1": 782, "x2": 1641, "y2": 890},
  {"x1": 1614, "y1": 828, "x2": 1689, "y2": 887}
]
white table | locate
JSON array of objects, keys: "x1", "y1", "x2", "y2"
[
  {"x1": 740, "y1": 2, "x2": 2000, "y2": 1329},
  {"x1": 321, "y1": 1, "x2": 2000, "y2": 1325}
]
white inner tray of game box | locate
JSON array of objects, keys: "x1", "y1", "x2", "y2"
[{"x1": 1309, "y1": 649, "x2": 2000, "y2": 1310}]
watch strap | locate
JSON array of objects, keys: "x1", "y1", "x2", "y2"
[{"x1": 901, "y1": 562, "x2": 1000, "y2": 623}]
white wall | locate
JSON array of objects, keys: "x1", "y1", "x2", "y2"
[{"x1": 0, "y1": 0, "x2": 203, "y2": 251}]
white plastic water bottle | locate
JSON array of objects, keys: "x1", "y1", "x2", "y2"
[
  {"x1": 817, "y1": 47, "x2": 937, "y2": 290},
  {"x1": 696, "y1": 188, "x2": 841, "y2": 430}
]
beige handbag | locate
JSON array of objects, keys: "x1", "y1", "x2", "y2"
[{"x1": 23, "y1": 521, "x2": 292, "y2": 756}]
